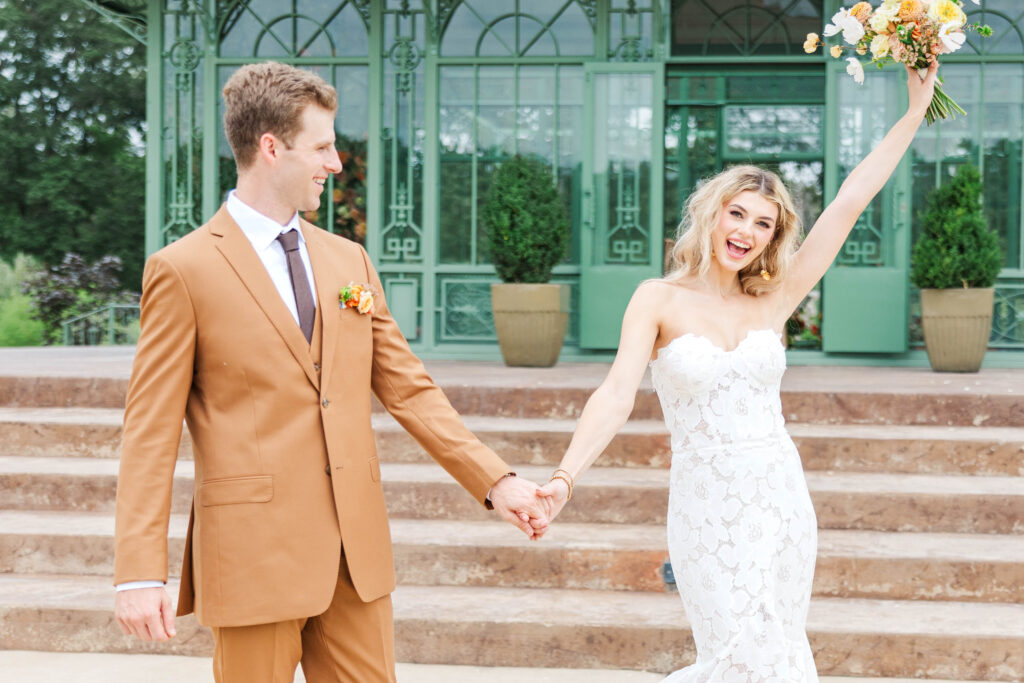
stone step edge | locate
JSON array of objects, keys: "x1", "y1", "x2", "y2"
[{"x1": 3, "y1": 511, "x2": 1021, "y2": 564}]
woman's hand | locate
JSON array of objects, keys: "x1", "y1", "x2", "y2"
[
  {"x1": 536, "y1": 477, "x2": 571, "y2": 524},
  {"x1": 908, "y1": 62, "x2": 939, "y2": 119}
]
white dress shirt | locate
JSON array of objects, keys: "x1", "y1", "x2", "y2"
[{"x1": 117, "y1": 192, "x2": 319, "y2": 593}]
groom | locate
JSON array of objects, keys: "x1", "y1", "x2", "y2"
[{"x1": 113, "y1": 61, "x2": 549, "y2": 683}]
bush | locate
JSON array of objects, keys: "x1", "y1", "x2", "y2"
[
  {"x1": 482, "y1": 155, "x2": 570, "y2": 284},
  {"x1": 910, "y1": 164, "x2": 1003, "y2": 289},
  {"x1": 22, "y1": 253, "x2": 139, "y2": 344},
  {"x1": 0, "y1": 294, "x2": 45, "y2": 346}
]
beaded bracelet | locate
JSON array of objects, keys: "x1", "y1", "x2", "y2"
[{"x1": 549, "y1": 468, "x2": 574, "y2": 500}]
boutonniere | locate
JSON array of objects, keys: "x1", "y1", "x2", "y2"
[{"x1": 339, "y1": 282, "x2": 375, "y2": 315}]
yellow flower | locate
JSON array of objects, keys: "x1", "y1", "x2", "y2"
[
  {"x1": 856, "y1": 45, "x2": 868, "y2": 55},
  {"x1": 357, "y1": 290, "x2": 374, "y2": 314},
  {"x1": 830, "y1": 44, "x2": 844, "y2": 58},
  {"x1": 871, "y1": 6, "x2": 898, "y2": 32},
  {"x1": 928, "y1": 0, "x2": 966, "y2": 27},
  {"x1": 803, "y1": 32, "x2": 820, "y2": 53},
  {"x1": 870, "y1": 33, "x2": 891, "y2": 58},
  {"x1": 850, "y1": 2, "x2": 872, "y2": 21}
]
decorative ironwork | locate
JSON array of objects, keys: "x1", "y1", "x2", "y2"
[
  {"x1": 219, "y1": 1, "x2": 369, "y2": 58},
  {"x1": 381, "y1": 1, "x2": 426, "y2": 264},
  {"x1": 440, "y1": 279, "x2": 496, "y2": 340},
  {"x1": 609, "y1": 0, "x2": 653, "y2": 62},
  {"x1": 992, "y1": 280, "x2": 1024, "y2": 347},
  {"x1": 77, "y1": 0, "x2": 148, "y2": 45},
  {"x1": 607, "y1": 184, "x2": 648, "y2": 263},
  {"x1": 962, "y1": 6, "x2": 1024, "y2": 55},
  {"x1": 837, "y1": 216, "x2": 885, "y2": 266},
  {"x1": 62, "y1": 304, "x2": 141, "y2": 346},
  {"x1": 161, "y1": 2, "x2": 212, "y2": 243},
  {"x1": 670, "y1": 0, "x2": 824, "y2": 57}
]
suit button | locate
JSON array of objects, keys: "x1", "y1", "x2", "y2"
[
  {"x1": 325, "y1": 465, "x2": 332, "y2": 477},
  {"x1": 322, "y1": 398, "x2": 330, "y2": 408},
  {"x1": 313, "y1": 363, "x2": 321, "y2": 372}
]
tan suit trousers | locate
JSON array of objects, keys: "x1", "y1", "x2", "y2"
[{"x1": 211, "y1": 556, "x2": 396, "y2": 683}]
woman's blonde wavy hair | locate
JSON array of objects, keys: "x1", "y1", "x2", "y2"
[{"x1": 666, "y1": 165, "x2": 803, "y2": 296}]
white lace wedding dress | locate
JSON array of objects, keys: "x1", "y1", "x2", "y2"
[{"x1": 649, "y1": 329, "x2": 818, "y2": 682}]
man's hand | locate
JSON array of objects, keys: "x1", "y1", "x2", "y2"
[
  {"x1": 115, "y1": 586, "x2": 176, "y2": 641},
  {"x1": 490, "y1": 475, "x2": 550, "y2": 540}
]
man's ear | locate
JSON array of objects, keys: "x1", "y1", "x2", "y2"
[{"x1": 257, "y1": 132, "x2": 279, "y2": 165}]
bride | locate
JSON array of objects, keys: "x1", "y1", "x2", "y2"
[{"x1": 537, "y1": 64, "x2": 937, "y2": 681}]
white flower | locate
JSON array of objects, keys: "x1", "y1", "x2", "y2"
[
  {"x1": 846, "y1": 57, "x2": 866, "y2": 84},
  {"x1": 870, "y1": 5, "x2": 898, "y2": 32},
  {"x1": 870, "y1": 33, "x2": 891, "y2": 58},
  {"x1": 939, "y1": 21, "x2": 967, "y2": 52},
  {"x1": 824, "y1": 8, "x2": 866, "y2": 45}
]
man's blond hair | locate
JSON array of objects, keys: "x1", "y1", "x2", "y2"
[{"x1": 222, "y1": 62, "x2": 337, "y2": 170}]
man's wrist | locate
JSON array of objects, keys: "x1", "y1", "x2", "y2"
[{"x1": 485, "y1": 472, "x2": 516, "y2": 509}]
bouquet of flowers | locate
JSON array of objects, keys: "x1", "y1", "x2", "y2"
[{"x1": 804, "y1": 1, "x2": 992, "y2": 124}]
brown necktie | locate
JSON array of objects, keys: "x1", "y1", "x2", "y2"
[{"x1": 276, "y1": 229, "x2": 315, "y2": 344}]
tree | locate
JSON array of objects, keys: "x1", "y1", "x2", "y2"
[{"x1": 0, "y1": 0, "x2": 146, "y2": 289}]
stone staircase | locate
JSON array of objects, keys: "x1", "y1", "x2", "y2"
[{"x1": 0, "y1": 359, "x2": 1022, "y2": 680}]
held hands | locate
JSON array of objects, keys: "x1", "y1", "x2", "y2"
[
  {"x1": 536, "y1": 475, "x2": 571, "y2": 524},
  {"x1": 114, "y1": 585, "x2": 176, "y2": 642},
  {"x1": 490, "y1": 475, "x2": 551, "y2": 540},
  {"x1": 908, "y1": 63, "x2": 939, "y2": 119}
]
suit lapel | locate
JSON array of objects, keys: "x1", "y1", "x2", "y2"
[
  {"x1": 302, "y1": 222, "x2": 341, "y2": 397},
  {"x1": 209, "y1": 207, "x2": 320, "y2": 390}
]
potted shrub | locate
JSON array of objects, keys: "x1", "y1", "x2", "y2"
[
  {"x1": 911, "y1": 164, "x2": 1003, "y2": 372},
  {"x1": 482, "y1": 155, "x2": 570, "y2": 367}
]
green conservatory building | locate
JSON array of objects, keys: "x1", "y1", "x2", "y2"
[{"x1": 89, "y1": 0, "x2": 1024, "y2": 363}]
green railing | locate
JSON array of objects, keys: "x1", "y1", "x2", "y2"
[{"x1": 61, "y1": 304, "x2": 141, "y2": 346}]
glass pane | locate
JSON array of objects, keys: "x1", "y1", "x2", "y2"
[
  {"x1": 725, "y1": 75, "x2": 825, "y2": 102},
  {"x1": 331, "y1": 66, "x2": 369, "y2": 244},
  {"x1": 439, "y1": 67, "x2": 475, "y2": 264},
  {"x1": 558, "y1": 67, "x2": 585, "y2": 265},
  {"x1": 670, "y1": 0, "x2": 824, "y2": 57},
  {"x1": 595, "y1": 73, "x2": 654, "y2": 266},
  {"x1": 836, "y1": 69, "x2": 901, "y2": 267},
  {"x1": 982, "y1": 64, "x2": 1022, "y2": 269},
  {"x1": 724, "y1": 105, "x2": 823, "y2": 156},
  {"x1": 442, "y1": 0, "x2": 594, "y2": 57},
  {"x1": 219, "y1": 1, "x2": 367, "y2": 58},
  {"x1": 517, "y1": 66, "x2": 555, "y2": 161},
  {"x1": 966, "y1": 1, "x2": 1024, "y2": 55}
]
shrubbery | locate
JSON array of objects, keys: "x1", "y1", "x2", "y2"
[
  {"x1": 482, "y1": 155, "x2": 570, "y2": 284},
  {"x1": 911, "y1": 164, "x2": 1003, "y2": 289}
]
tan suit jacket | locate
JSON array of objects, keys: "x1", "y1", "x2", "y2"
[{"x1": 114, "y1": 206, "x2": 510, "y2": 627}]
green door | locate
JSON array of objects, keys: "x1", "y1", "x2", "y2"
[
  {"x1": 822, "y1": 67, "x2": 911, "y2": 353},
  {"x1": 579, "y1": 64, "x2": 664, "y2": 349}
]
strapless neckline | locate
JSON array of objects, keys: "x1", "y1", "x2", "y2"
[{"x1": 654, "y1": 328, "x2": 782, "y2": 361}]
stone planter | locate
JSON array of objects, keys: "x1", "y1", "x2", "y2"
[
  {"x1": 490, "y1": 283, "x2": 569, "y2": 367},
  {"x1": 920, "y1": 287, "x2": 995, "y2": 373}
]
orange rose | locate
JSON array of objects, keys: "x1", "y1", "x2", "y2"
[{"x1": 898, "y1": 0, "x2": 924, "y2": 22}]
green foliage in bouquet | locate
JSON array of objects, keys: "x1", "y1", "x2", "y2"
[
  {"x1": 483, "y1": 156, "x2": 569, "y2": 284},
  {"x1": 910, "y1": 164, "x2": 1002, "y2": 290}
]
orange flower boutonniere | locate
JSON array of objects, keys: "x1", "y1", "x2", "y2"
[{"x1": 339, "y1": 282, "x2": 375, "y2": 315}]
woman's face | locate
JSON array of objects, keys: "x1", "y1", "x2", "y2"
[{"x1": 711, "y1": 190, "x2": 779, "y2": 274}]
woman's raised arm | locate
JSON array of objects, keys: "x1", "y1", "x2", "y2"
[{"x1": 780, "y1": 64, "x2": 938, "y2": 314}]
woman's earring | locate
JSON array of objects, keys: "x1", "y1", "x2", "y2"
[{"x1": 760, "y1": 256, "x2": 771, "y2": 281}]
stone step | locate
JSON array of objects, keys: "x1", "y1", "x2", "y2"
[
  {"x1": 0, "y1": 574, "x2": 1021, "y2": 679},
  {"x1": 1, "y1": 457, "x2": 1021, "y2": 534},
  {"x1": 3, "y1": 511, "x2": 1020, "y2": 603},
  {"x1": 2, "y1": 364, "x2": 1022, "y2": 426},
  {"x1": 3, "y1": 407, "x2": 1023, "y2": 478}
]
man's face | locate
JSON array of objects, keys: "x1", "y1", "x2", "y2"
[{"x1": 274, "y1": 105, "x2": 343, "y2": 214}]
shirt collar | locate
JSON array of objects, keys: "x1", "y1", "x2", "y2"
[{"x1": 226, "y1": 190, "x2": 303, "y2": 252}]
